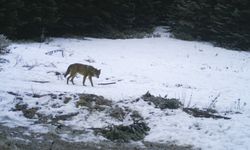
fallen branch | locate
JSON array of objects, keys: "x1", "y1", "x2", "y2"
[
  {"x1": 30, "y1": 80, "x2": 50, "y2": 84},
  {"x1": 183, "y1": 108, "x2": 231, "y2": 120},
  {"x1": 45, "y1": 49, "x2": 64, "y2": 57},
  {"x1": 98, "y1": 82, "x2": 116, "y2": 85},
  {"x1": 7, "y1": 91, "x2": 20, "y2": 96},
  {"x1": 22, "y1": 64, "x2": 38, "y2": 70},
  {"x1": 23, "y1": 63, "x2": 56, "y2": 70}
]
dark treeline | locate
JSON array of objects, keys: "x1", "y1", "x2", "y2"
[{"x1": 0, "y1": 0, "x2": 249, "y2": 50}]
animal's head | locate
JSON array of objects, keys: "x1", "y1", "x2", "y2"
[{"x1": 95, "y1": 69, "x2": 101, "y2": 78}]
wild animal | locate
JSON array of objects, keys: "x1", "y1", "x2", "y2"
[{"x1": 64, "y1": 63, "x2": 101, "y2": 87}]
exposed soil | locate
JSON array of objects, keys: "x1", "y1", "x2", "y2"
[
  {"x1": 141, "y1": 92, "x2": 182, "y2": 109},
  {"x1": 0, "y1": 92, "x2": 199, "y2": 150},
  {"x1": 0, "y1": 125, "x2": 196, "y2": 150}
]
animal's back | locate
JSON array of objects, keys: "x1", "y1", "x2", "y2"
[
  {"x1": 65, "y1": 63, "x2": 101, "y2": 86},
  {"x1": 71, "y1": 63, "x2": 89, "y2": 75}
]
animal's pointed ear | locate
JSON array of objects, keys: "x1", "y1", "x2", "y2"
[{"x1": 99, "y1": 69, "x2": 101, "y2": 72}]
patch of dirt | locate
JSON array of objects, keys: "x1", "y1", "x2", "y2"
[
  {"x1": 95, "y1": 121, "x2": 150, "y2": 142},
  {"x1": 35, "y1": 112, "x2": 80, "y2": 125},
  {"x1": 14, "y1": 103, "x2": 28, "y2": 111},
  {"x1": 0, "y1": 58, "x2": 9, "y2": 63},
  {"x1": 22, "y1": 108, "x2": 39, "y2": 119},
  {"x1": 14, "y1": 103, "x2": 38, "y2": 119},
  {"x1": 141, "y1": 92, "x2": 182, "y2": 109},
  {"x1": 0, "y1": 125, "x2": 196, "y2": 150},
  {"x1": 4, "y1": 92, "x2": 199, "y2": 150},
  {"x1": 63, "y1": 97, "x2": 72, "y2": 104},
  {"x1": 77, "y1": 93, "x2": 112, "y2": 109}
]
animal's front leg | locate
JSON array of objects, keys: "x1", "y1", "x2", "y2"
[
  {"x1": 70, "y1": 75, "x2": 76, "y2": 85},
  {"x1": 88, "y1": 76, "x2": 94, "y2": 87},
  {"x1": 82, "y1": 75, "x2": 87, "y2": 86},
  {"x1": 67, "y1": 76, "x2": 72, "y2": 84}
]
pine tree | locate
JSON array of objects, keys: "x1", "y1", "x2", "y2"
[
  {"x1": 17, "y1": 0, "x2": 59, "y2": 39},
  {"x1": 168, "y1": 0, "x2": 250, "y2": 50},
  {"x1": 0, "y1": 0, "x2": 23, "y2": 38},
  {"x1": 209, "y1": 0, "x2": 250, "y2": 49}
]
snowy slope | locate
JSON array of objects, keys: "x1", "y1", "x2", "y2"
[{"x1": 0, "y1": 28, "x2": 250, "y2": 149}]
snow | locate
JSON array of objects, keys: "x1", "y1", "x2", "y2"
[{"x1": 0, "y1": 27, "x2": 250, "y2": 149}]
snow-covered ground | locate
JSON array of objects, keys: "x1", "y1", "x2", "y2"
[{"x1": 0, "y1": 28, "x2": 250, "y2": 149}]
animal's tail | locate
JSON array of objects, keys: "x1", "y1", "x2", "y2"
[{"x1": 64, "y1": 65, "x2": 71, "y2": 77}]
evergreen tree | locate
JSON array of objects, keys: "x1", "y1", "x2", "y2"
[
  {"x1": 134, "y1": 0, "x2": 156, "y2": 28},
  {"x1": 0, "y1": 0, "x2": 23, "y2": 38},
  {"x1": 17, "y1": 0, "x2": 59, "y2": 39},
  {"x1": 168, "y1": 0, "x2": 212, "y2": 40},
  {"x1": 168, "y1": 0, "x2": 250, "y2": 50},
  {"x1": 209, "y1": 0, "x2": 250, "y2": 49},
  {"x1": 0, "y1": 0, "x2": 249, "y2": 50}
]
